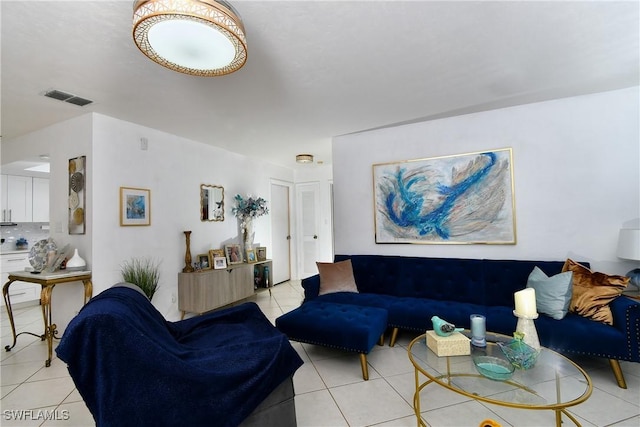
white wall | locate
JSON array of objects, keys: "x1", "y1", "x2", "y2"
[
  {"x1": 2, "y1": 113, "x2": 295, "y2": 328},
  {"x1": 332, "y1": 87, "x2": 640, "y2": 276},
  {"x1": 90, "y1": 114, "x2": 294, "y2": 320},
  {"x1": 2, "y1": 115, "x2": 94, "y2": 331}
]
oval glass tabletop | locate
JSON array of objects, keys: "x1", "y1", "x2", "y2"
[{"x1": 408, "y1": 332, "x2": 593, "y2": 410}]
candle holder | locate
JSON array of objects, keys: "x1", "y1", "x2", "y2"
[{"x1": 513, "y1": 310, "x2": 540, "y2": 352}]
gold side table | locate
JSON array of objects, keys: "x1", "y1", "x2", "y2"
[{"x1": 3, "y1": 270, "x2": 93, "y2": 367}]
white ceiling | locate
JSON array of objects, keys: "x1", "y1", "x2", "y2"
[{"x1": 1, "y1": 1, "x2": 638, "y2": 170}]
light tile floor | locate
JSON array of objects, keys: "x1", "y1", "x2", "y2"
[{"x1": 1, "y1": 281, "x2": 639, "y2": 426}]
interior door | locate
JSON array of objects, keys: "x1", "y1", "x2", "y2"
[
  {"x1": 270, "y1": 182, "x2": 291, "y2": 284},
  {"x1": 296, "y1": 182, "x2": 320, "y2": 279}
]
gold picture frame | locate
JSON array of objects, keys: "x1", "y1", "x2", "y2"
[
  {"x1": 120, "y1": 187, "x2": 151, "y2": 226},
  {"x1": 225, "y1": 244, "x2": 243, "y2": 265},
  {"x1": 197, "y1": 253, "x2": 212, "y2": 270},
  {"x1": 256, "y1": 246, "x2": 267, "y2": 261},
  {"x1": 246, "y1": 249, "x2": 257, "y2": 263},
  {"x1": 209, "y1": 249, "x2": 224, "y2": 260}
]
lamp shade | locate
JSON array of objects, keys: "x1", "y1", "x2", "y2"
[
  {"x1": 132, "y1": 0, "x2": 247, "y2": 76},
  {"x1": 617, "y1": 228, "x2": 640, "y2": 261}
]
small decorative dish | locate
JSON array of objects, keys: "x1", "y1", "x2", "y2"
[
  {"x1": 497, "y1": 336, "x2": 539, "y2": 369},
  {"x1": 473, "y1": 355, "x2": 515, "y2": 381}
]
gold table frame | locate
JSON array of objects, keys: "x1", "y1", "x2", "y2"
[
  {"x1": 3, "y1": 270, "x2": 93, "y2": 367},
  {"x1": 408, "y1": 333, "x2": 593, "y2": 427}
]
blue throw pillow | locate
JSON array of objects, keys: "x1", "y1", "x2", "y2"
[{"x1": 526, "y1": 267, "x2": 573, "y2": 320}]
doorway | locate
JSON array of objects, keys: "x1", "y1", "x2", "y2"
[{"x1": 270, "y1": 181, "x2": 292, "y2": 284}]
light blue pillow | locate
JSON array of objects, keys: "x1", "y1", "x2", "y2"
[{"x1": 526, "y1": 267, "x2": 573, "y2": 320}]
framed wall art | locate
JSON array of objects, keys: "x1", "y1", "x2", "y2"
[
  {"x1": 68, "y1": 156, "x2": 86, "y2": 235},
  {"x1": 120, "y1": 187, "x2": 151, "y2": 226},
  {"x1": 373, "y1": 148, "x2": 516, "y2": 245},
  {"x1": 225, "y1": 244, "x2": 243, "y2": 265}
]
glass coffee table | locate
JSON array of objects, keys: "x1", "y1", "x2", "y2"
[{"x1": 408, "y1": 332, "x2": 592, "y2": 427}]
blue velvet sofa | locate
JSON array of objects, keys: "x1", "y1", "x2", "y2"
[
  {"x1": 56, "y1": 284, "x2": 303, "y2": 427},
  {"x1": 302, "y1": 254, "x2": 640, "y2": 388}
]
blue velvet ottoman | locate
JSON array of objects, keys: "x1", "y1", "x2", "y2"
[{"x1": 275, "y1": 301, "x2": 388, "y2": 380}]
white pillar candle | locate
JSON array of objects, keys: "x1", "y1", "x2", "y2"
[
  {"x1": 470, "y1": 314, "x2": 486, "y2": 338},
  {"x1": 514, "y1": 288, "x2": 537, "y2": 317}
]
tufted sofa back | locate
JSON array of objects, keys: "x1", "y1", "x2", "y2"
[{"x1": 330, "y1": 255, "x2": 587, "y2": 308}]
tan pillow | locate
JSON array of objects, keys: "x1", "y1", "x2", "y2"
[
  {"x1": 562, "y1": 259, "x2": 628, "y2": 325},
  {"x1": 317, "y1": 260, "x2": 359, "y2": 296}
]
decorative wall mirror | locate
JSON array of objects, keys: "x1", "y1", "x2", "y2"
[{"x1": 200, "y1": 184, "x2": 224, "y2": 221}]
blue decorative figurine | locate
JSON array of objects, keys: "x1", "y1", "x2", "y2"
[{"x1": 431, "y1": 316, "x2": 464, "y2": 337}]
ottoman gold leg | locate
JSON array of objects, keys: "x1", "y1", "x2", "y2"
[
  {"x1": 378, "y1": 333, "x2": 385, "y2": 346},
  {"x1": 360, "y1": 354, "x2": 369, "y2": 380}
]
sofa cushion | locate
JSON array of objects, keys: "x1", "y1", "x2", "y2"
[
  {"x1": 526, "y1": 267, "x2": 573, "y2": 320},
  {"x1": 562, "y1": 259, "x2": 629, "y2": 325},
  {"x1": 317, "y1": 259, "x2": 358, "y2": 295}
]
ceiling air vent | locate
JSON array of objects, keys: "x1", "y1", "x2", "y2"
[{"x1": 44, "y1": 89, "x2": 93, "y2": 107}]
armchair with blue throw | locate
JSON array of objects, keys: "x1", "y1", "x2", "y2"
[{"x1": 56, "y1": 284, "x2": 303, "y2": 427}]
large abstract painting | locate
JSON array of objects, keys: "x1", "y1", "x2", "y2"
[{"x1": 373, "y1": 148, "x2": 516, "y2": 244}]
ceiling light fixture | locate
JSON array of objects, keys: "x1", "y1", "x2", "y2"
[
  {"x1": 296, "y1": 154, "x2": 314, "y2": 164},
  {"x1": 132, "y1": 0, "x2": 247, "y2": 77}
]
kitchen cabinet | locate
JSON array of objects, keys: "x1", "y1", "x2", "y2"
[
  {"x1": 1, "y1": 252, "x2": 40, "y2": 306},
  {"x1": 32, "y1": 177, "x2": 50, "y2": 222},
  {"x1": 1, "y1": 175, "x2": 33, "y2": 222}
]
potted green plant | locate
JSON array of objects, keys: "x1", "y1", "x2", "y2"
[{"x1": 120, "y1": 257, "x2": 160, "y2": 300}]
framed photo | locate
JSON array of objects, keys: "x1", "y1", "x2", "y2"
[
  {"x1": 256, "y1": 246, "x2": 267, "y2": 261},
  {"x1": 197, "y1": 253, "x2": 212, "y2": 270},
  {"x1": 246, "y1": 249, "x2": 257, "y2": 263},
  {"x1": 69, "y1": 156, "x2": 86, "y2": 235},
  {"x1": 120, "y1": 187, "x2": 151, "y2": 226},
  {"x1": 209, "y1": 249, "x2": 224, "y2": 260},
  {"x1": 373, "y1": 148, "x2": 516, "y2": 245},
  {"x1": 225, "y1": 244, "x2": 243, "y2": 265},
  {"x1": 213, "y1": 256, "x2": 227, "y2": 270}
]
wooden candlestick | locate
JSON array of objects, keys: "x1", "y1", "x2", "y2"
[{"x1": 183, "y1": 231, "x2": 194, "y2": 273}]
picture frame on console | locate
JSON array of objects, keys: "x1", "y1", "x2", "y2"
[
  {"x1": 372, "y1": 148, "x2": 516, "y2": 245},
  {"x1": 225, "y1": 244, "x2": 243, "y2": 265},
  {"x1": 246, "y1": 249, "x2": 257, "y2": 263},
  {"x1": 209, "y1": 249, "x2": 224, "y2": 260},
  {"x1": 213, "y1": 256, "x2": 227, "y2": 270},
  {"x1": 197, "y1": 253, "x2": 211, "y2": 270},
  {"x1": 256, "y1": 247, "x2": 267, "y2": 261}
]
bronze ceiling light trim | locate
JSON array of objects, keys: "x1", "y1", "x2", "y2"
[
  {"x1": 132, "y1": 0, "x2": 247, "y2": 76},
  {"x1": 296, "y1": 154, "x2": 314, "y2": 164}
]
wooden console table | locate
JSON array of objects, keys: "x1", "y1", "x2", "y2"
[
  {"x1": 3, "y1": 270, "x2": 93, "y2": 367},
  {"x1": 178, "y1": 260, "x2": 272, "y2": 318}
]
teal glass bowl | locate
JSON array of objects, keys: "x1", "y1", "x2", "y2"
[
  {"x1": 473, "y1": 355, "x2": 515, "y2": 381},
  {"x1": 497, "y1": 339, "x2": 539, "y2": 369}
]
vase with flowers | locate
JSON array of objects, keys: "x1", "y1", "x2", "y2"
[{"x1": 232, "y1": 194, "x2": 269, "y2": 253}]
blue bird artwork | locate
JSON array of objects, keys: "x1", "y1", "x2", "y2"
[
  {"x1": 126, "y1": 195, "x2": 146, "y2": 219},
  {"x1": 374, "y1": 149, "x2": 515, "y2": 243}
]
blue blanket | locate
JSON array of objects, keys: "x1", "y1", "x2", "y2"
[{"x1": 56, "y1": 285, "x2": 303, "y2": 427}]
